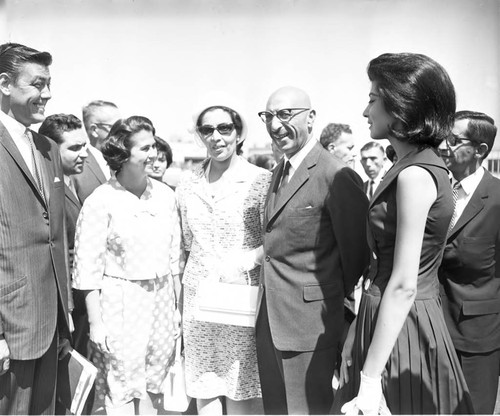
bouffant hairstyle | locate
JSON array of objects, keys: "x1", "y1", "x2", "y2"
[
  {"x1": 455, "y1": 111, "x2": 497, "y2": 160},
  {"x1": 196, "y1": 105, "x2": 244, "y2": 155},
  {"x1": 367, "y1": 53, "x2": 456, "y2": 148},
  {"x1": 101, "y1": 116, "x2": 155, "y2": 173}
]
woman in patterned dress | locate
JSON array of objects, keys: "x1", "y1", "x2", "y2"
[
  {"x1": 72, "y1": 116, "x2": 182, "y2": 415},
  {"x1": 176, "y1": 101, "x2": 272, "y2": 415},
  {"x1": 335, "y1": 53, "x2": 474, "y2": 414}
]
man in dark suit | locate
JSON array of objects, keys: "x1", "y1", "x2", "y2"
[
  {"x1": 438, "y1": 110, "x2": 500, "y2": 414},
  {"x1": 360, "y1": 141, "x2": 386, "y2": 200},
  {"x1": 72, "y1": 100, "x2": 120, "y2": 203},
  {"x1": 39, "y1": 114, "x2": 89, "y2": 355},
  {"x1": 255, "y1": 86, "x2": 369, "y2": 414},
  {"x1": 0, "y1": 42, "x2": 70, "y2": 414}
]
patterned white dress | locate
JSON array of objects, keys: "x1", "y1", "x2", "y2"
[
  {"x1": 72, "y1": 177, "x2": 183, "y2": 408},
  {"x1": 176, "y1": 157, "x2": 272, "y2": 400}
]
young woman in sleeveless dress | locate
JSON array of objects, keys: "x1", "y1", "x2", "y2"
[{"x1": 334, "y1": 53, "x2": 474, "y2": 415}]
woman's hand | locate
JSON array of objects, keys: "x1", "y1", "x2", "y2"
[
  {"x1": 89, "y1": 322, "x2": 109, "y2": 353},
  {"x1": 339, "y1": 318, "x2": 357, "y2": 388},
  {"x1": 341, "y1": 372, "x2": 391, "y2": 415}
]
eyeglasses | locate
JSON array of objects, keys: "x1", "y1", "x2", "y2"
[
  {"x1": 446, "y1": 135, "x2": 478, "y2": 147},
  {"x1": 95, "y1": 123, "x2": 114, "y2": 132},
  {"x1": 258, "y1": 108, "x2": 310, "y2": 124},
  {"x1": 197, "y1": 123, "x2": 235, "y2": 138}
]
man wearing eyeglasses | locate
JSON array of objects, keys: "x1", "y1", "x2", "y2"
[
  {"x1": 438, "y1": 111, "x2": 500, "y2": 414},
  {"x1": 72, "y1": 100, "x2": 120, "y2": 203},
  {"x1": 255, "y1": 86, "x2": 369, "y2": 414}
]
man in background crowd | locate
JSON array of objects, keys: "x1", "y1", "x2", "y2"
[
  {"x1": 0, "y1": 42, "x2": 70, "y2": 414},
  {"x1": 360, "y1": 141, "x2": 387, "y2": 199},
  {"x1": 72, "y1": 100, "x2": 120, "y2": 203},
  {"x1": 39, "y1": 113, "x2": 89, "y2": 355},
  {"x1": 438, "y1": 110, "x2": 500, "y2": 414},
  {"x1": 319, "y1": 122, "x2": 356, "y2": 168}
]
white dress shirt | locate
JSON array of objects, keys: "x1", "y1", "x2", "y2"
[
  {"x1": 452, "y1": 166, "x2": 484, "y2": 224},
  {"x1": 283, "y1": 137, "x2": 318, "y2": 181},
  {"x1": 0, "y1": 110, "x2": 37, "y2": 177}
]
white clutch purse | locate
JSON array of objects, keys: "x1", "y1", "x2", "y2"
[{"x1": 162, "y1": 338, "x2": 191, "y2": 412}]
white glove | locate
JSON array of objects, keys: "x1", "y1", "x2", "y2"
[{"x1": 341, "y1": 371, "x2": 391, "y2": 415}]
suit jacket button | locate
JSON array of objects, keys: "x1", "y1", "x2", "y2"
[
  {"x1": 265, "y1": 255, "x2": 270, "y2": 262},
  {"x1": 42, "y1": 212, "x2": 49, "y2": 219}
]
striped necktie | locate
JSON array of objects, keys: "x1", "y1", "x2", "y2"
[
  {"x1": 448, "y1": 182, "x2": 461, "y2": 232},
  {"x1": 25, "y1": 129, "x2": 46, "y2": 201}
]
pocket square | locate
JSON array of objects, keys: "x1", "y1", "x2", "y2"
[{"x1": 54, "y1": 177, "x2": 61, "y2": 183}]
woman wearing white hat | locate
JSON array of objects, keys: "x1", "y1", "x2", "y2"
[{"x1": 176, "y1": 102, "x2": 271, "y2": 415}]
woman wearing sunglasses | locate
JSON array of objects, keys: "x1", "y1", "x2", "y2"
[
  {"x1": 334, "y1": 53, "x2": 474, "y2": 414},
  {"x1": 176, "y1": 101, "x2": 271, "y2": 415}
]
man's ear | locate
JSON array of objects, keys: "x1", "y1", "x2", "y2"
[
  {"x1": 327, "y1": 142, "x2": 335, "y2": 153},
  {"x1": 476, "y1": 142, "x2": 489, "y2": 159},
  {"x1": 308, "y1": 109, "x2": 316, "y2": 126},
  {"x1": 89, "y1": 124, "x2": 99, "y2": 138},
  {"x1": 0, "y1": 73, "x2": 12, "y2": 96}
]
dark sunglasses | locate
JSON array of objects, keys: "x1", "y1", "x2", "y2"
[
  {"x1": 446, "y1": 134, "x2": 478, "y2": 147},
  {"x1": 198, "y1": 123, "x2": 235, "y2": 137}
]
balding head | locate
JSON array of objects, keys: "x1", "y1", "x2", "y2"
[
  {"x1": 267, "y1": 86, "x2": 312, "y2": 110},
  {"x1": 263, "y1": 86, "x2": 316, "y2": 159}
]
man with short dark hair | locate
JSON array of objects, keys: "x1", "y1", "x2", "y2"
[
  {"x1": 319, "y1": 122, "x2": 356, "y2": 168},
  {"x1": 360, "y1": 141, "x2": 386, "y2": 199},
  {"x1": 438, "y1": 110, "x2": 500, "y2": 414},
  {"x1": 0, "y1": 42, "x2": 70, "y2": 414},
  {"x1": 73, "y1": 100, "x2": 120, "y2": 203},
  {"x1": 39, "y1": 113, "x2": 90, "y2": 348},
  {"x1": 256, "y1": 86, "x2": 369, "y2": 414}
]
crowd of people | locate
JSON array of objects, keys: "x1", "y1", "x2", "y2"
[{"x1": 0, "y1": 41, "x2": 499, "y2": 416}]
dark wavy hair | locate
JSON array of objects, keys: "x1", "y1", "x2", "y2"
[
  {"x1": 196, "y1": 105, "x2": 244, "y2": 155},
  {"x1": 39, "y1": 113, "x2": 82, "y2": 144},
  {"x1": 367, "y1": 53, "x2": 456, "y2": 148},
  {"x1": 101, "y1": 116, "x2": 155, "y2": 173},
  {"x1": 154, "y1": 136, "x2": 173, "y2": 168},
  {"x1": 0, "y1": 42, "x2": 52, "y2": 82}
]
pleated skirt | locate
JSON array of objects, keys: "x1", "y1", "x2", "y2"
[{"x1": 332, "y1": 290, "x2": 474, "y2": 414}]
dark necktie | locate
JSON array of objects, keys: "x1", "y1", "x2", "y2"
[
  {"x1": 368, "y1": 179, "x2": 375, "y2": 199},
  {"x1": 274, "y1": 160, "x2": 290, "y2": 206}
]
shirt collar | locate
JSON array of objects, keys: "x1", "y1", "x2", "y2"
[
  {"x1": 284, "y1": 136, "x2": 317, "y2": 171},
  {"x1": 0, "y1": 110, "x2": 28, "y2": 139},
  {"x1": 457, "y1": 166, "x2": 484, "y2": 196}
]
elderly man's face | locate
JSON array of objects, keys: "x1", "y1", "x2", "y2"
[
  {"x1": 264, "y1": 88, "x2": 315, "y2": 159},
  {"x1": 88, "y1": 106, "x2": 121, "y2": 150},
  {"x1": 5, "y1": 62, "x2": 51, "y2": 127}
]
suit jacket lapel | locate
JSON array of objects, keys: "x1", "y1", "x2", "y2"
[
  {"x1": 449, "y1": 171, "x2": 490, "y2": 238},
  {"x1": 86, "y1": 151, "x2": 107, "y2": 184},
  {"x1": 65, "y1": 182, "x2": 81, "y2": 210},
  {"x1": 0, "y1": 123, "x2": 47, "y2": 207},
  {"x1": 267, "y1": 142, "x2": 320, "y2": 222}
]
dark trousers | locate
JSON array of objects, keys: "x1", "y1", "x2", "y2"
[
  {"x1": 456, "y1": 348, "x2": 500, "y2": 414},
  {"x1": 255, "y1": 297, "x2": 336, "y2": 414},
  {"x1": 0, "y1": 329, "x2": 58, "y2": 415}
]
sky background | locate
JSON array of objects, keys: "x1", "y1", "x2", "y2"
[{"x1": 1, "y1": 0, "x2": 499, "y2": 174}]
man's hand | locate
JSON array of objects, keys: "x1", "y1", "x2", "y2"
[{"x1": 0, "y1": 338, "x2": 10, "y2": 376}]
